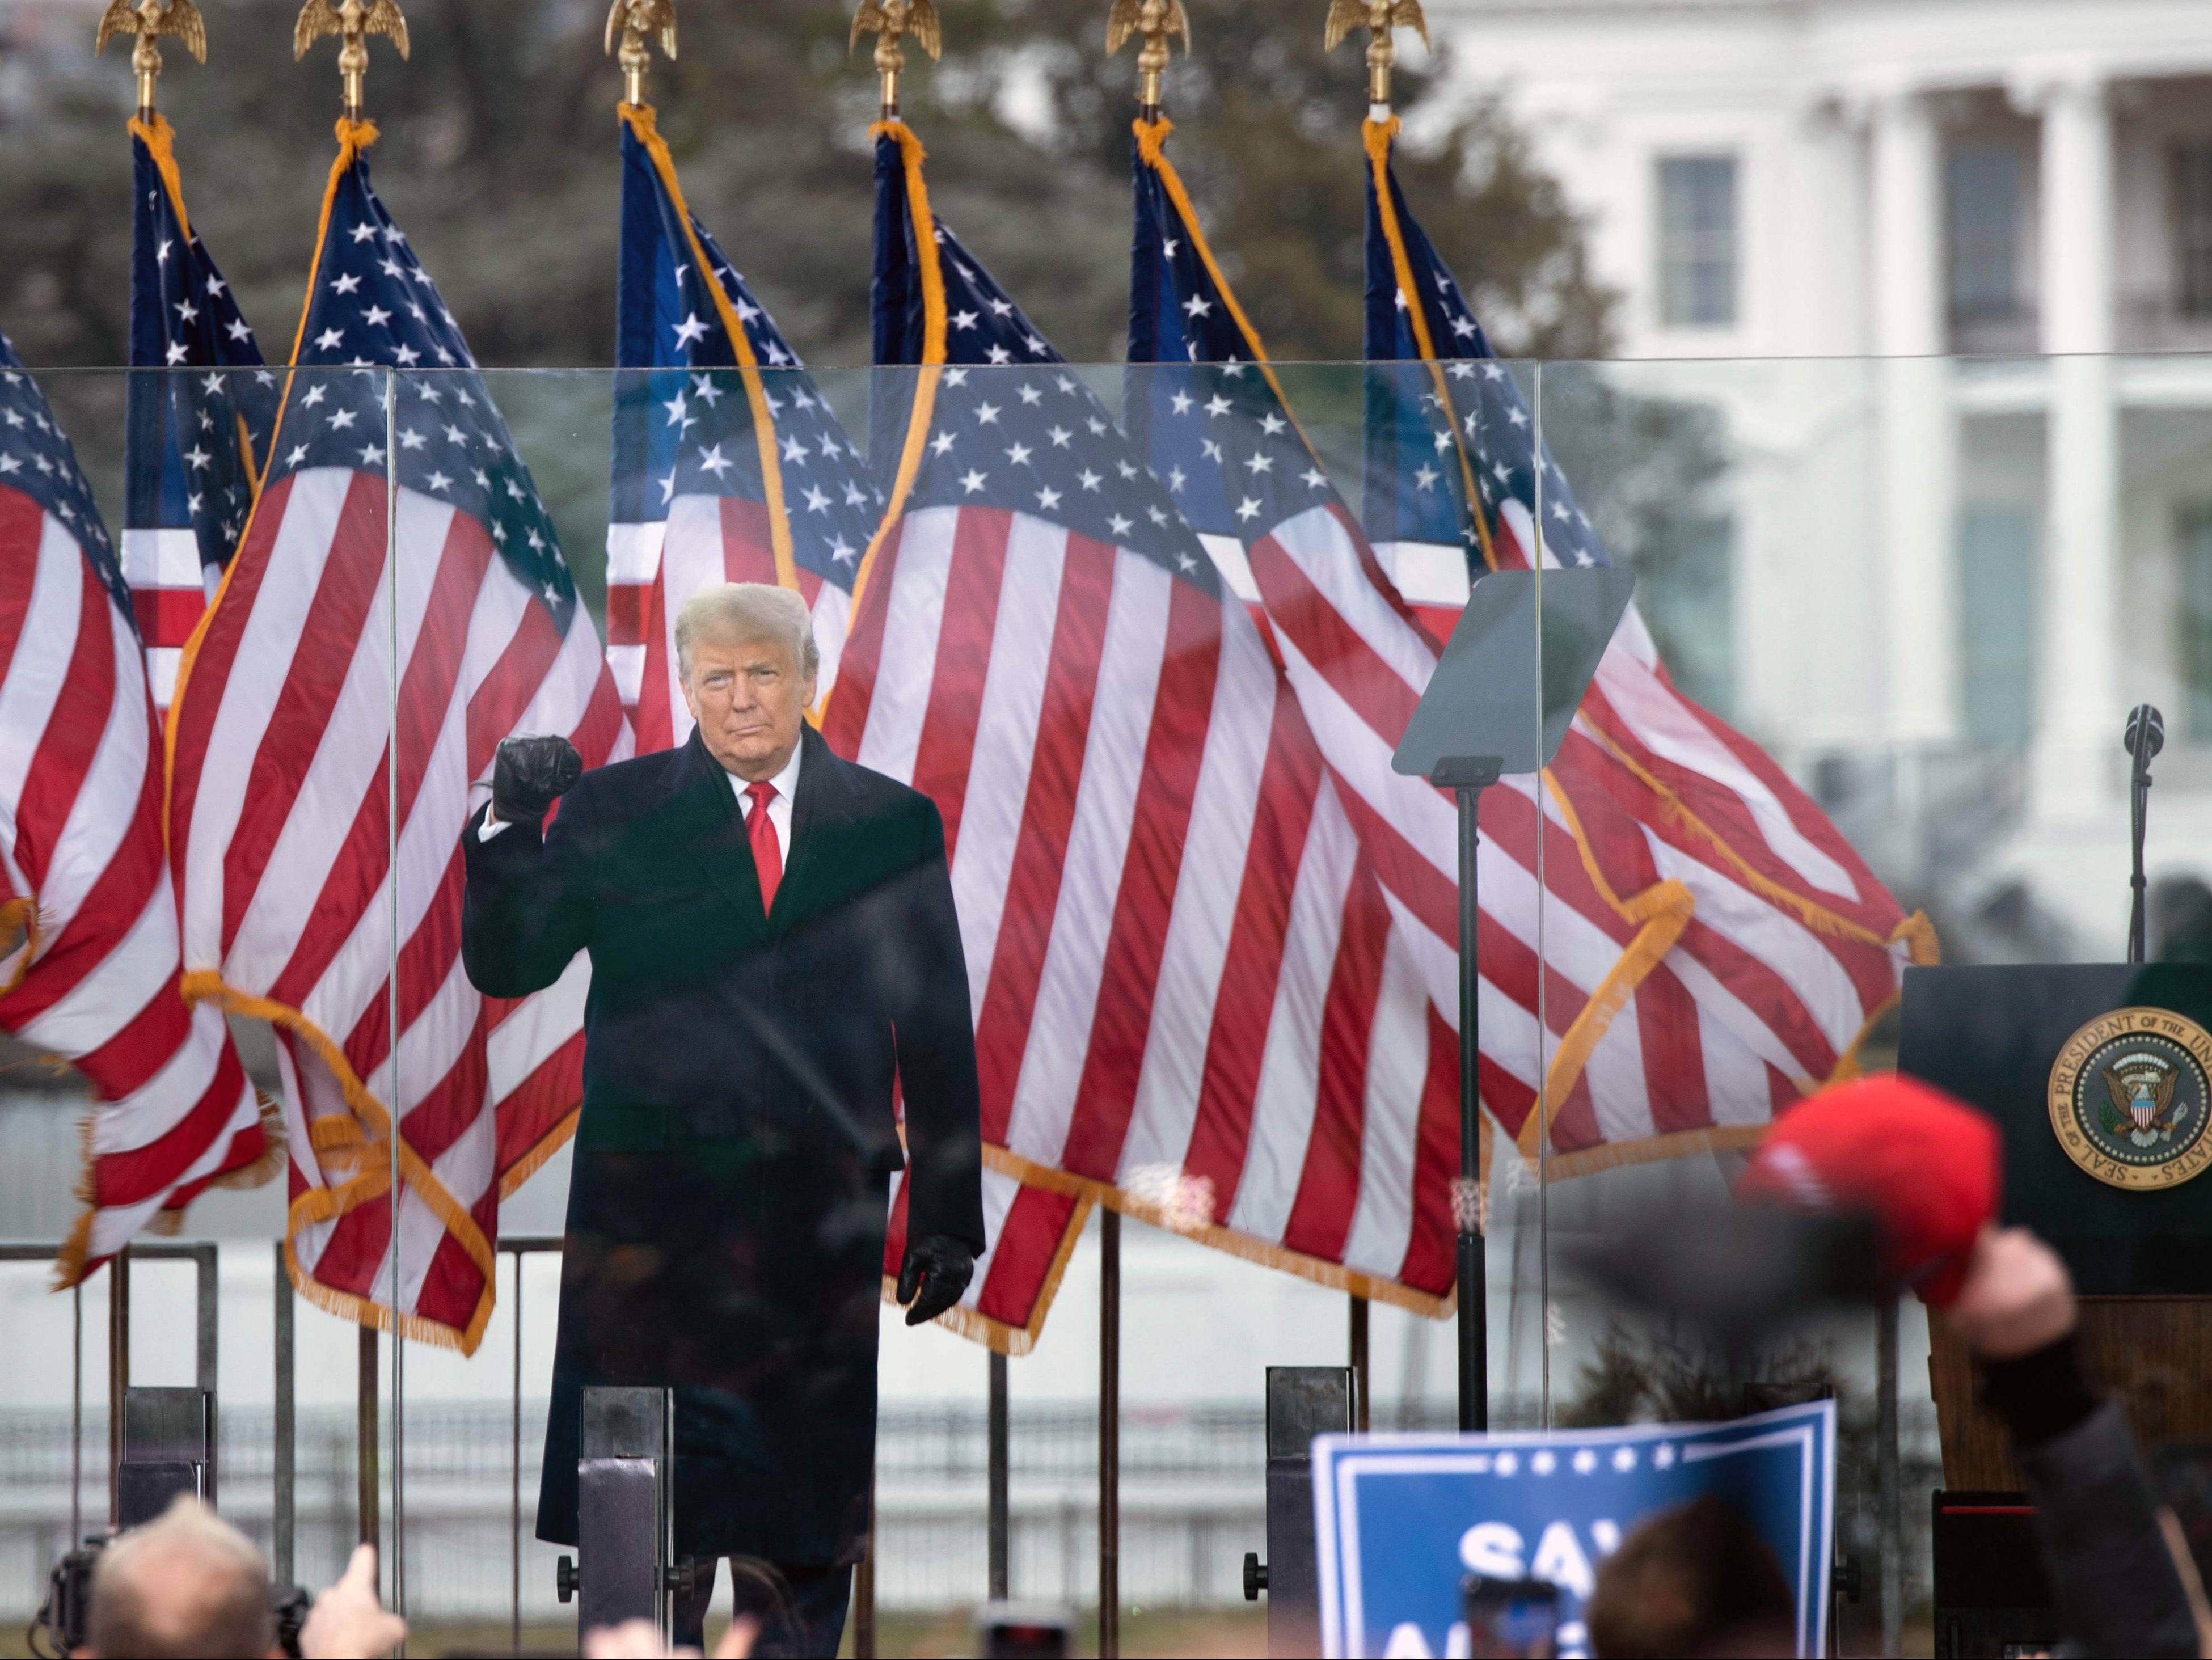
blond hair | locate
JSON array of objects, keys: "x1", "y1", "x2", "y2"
[{"x1": 673, "y1": 582, "x2": 818, "y2": 682}]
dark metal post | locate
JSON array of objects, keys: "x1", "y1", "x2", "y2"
[
  {"x1": 511, "y1": 1249, "x2": 524, "y2": 1656},
  {"x1": 509, "y1": 1255, "x2": 522, "y2": 1653},
  {"x1": 193, "y1": 1245, "x2": 217, "y2": 1506},
  {"x1": 1451, "y1": 778, "x2": 1493, "y2": 1431},
  {"x1": 988, "y1": 1349, "x2": 1010, "y2": 1599},
  {"x1": 1348, "y1": 1296, "x2": 1370, "y2": 1433},
  {"x1": 274, "y1": 1246, "x2": 295, "y2": 1586},
  {"x1": 71, "y1": 1279, "x2": 83, "y2": 1547},
  {"x1": 357, "y1": 1327, "x2": 379, "y2": 1553},
  {"x1": 1877, "y1": 1297, "x2": 1902, "y2": 1659},
  {"x1": 1099, "y1": 1209, "x2": 1121, "y2": 1658},
  {"x1": 1263, "y1": 1368, "x2": 1358, "y2": 1655},
  {"x1": 109, "y1": 1246, "x2": 129, "y2": 1528}
]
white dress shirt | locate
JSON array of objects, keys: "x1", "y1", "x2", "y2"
[
  {"x1": 480, "y1": 738, "x2": 803, "y2": 862},
  {"x1": 733, "y1": 739, "x2": 801, "y2": 866}
]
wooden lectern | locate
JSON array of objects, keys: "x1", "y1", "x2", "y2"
[{"x1": 1897, "y1": 963, "x2": 2212, "y2": 1489}]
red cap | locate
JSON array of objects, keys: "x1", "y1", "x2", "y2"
[{"x1": 1737, "y1": 1074, "x2": 2001, "y2": 1308}]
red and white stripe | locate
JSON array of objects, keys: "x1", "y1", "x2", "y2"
[
  {"x1": 1251, "y1": 496, "x2": 1922, "y2": 1169},
  {"x1": 168, "y1": 469, "x2": 630, "y2": 1350},
  {"x1": 606, "y1": 500, "x2": 852, "y2": 750},
  {"x1": 121, "y1": 526, "x2": 215, "y2": 716},
  {"x1": 0, "y1": 487, "x2": 262, "y2": 1279},
  {"x1": 824, "y1": 504, "x2": 1464, "y2": 1308}
]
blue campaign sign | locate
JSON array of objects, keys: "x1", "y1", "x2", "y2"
[{"x1": 1312, "y1": 1400, "x2": 1835, "y2": 1659}]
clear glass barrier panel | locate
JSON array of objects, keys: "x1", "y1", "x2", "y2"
[{"x1": 8, "y1": 356, "x2": 2194, "y2": 1653}]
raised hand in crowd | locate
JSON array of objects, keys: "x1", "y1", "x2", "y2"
[
  {"x1": 1943, "y1": 1224, "x2": 2078, "y2": 1361},
  {"x1": 582, "y1": 1613, "x2": 758, "y2": 1659},
  {"x1": 1942, "y1": 1222, "x2": 2210, "y2": 1660},
  {"x1": 296, "y1": 1545, "x2": 408, "y2": 1660}
]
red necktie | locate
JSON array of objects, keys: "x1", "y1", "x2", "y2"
[{"x1": 744, "y1": 780, "x2": 781, "y2": 916}]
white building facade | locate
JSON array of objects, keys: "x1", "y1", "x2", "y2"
[{"x1": 1431, "y1": 0, "x2": 2212, "y2": 957}]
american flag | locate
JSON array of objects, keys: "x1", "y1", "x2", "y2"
[
  {"x1": 598, "y1": 111, "x2": 1062, "y2": 1345},
  {"x1": 607, "y1": 103, "x2": 879, "y2": 743},
  {"x1": 1128, "y1": 118, "x2": 1934, "y2": 1177},
  {"x1": 825, "y1": 122, "x2": 1462, "y2": 1336},
  {"x1": 123, "y1": 115, "x2": 275, "y2": 716},
  {"x1": 166, "y1": 124, "x2": 631, "y2": 1350},
  {"x1": 0, "y1": 332, "x2": 265, "y2": 1284}
]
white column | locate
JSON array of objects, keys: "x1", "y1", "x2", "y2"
[
  {"x1": 1872, "y1": 90, "x2": 1944, "y2": 359},
  {"x1": 2038, "y1": 73, "x2": 2116, "y2": 357},
  {"x1": 2020, "y1": 69, "x2": 2119, "y2": 818},
  {"x1": 1869, "y1": 89, "x2": 1960, "y2": 749}
]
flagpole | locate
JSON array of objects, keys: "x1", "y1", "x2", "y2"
[
  {"x1": 850, "y1": 0, "x2": 940, "y2": 121},
  {"x1": 293, "y1": 0, "x2": 411, "y2": 126},
  {"x1": 1323, "y1": 0, "x2": 1428, "y2": 123},
  {"x1": 1090, "y1": 13, "x2": 1190, "y2": 1646},
  {"x1": 1348, "y1": 1294, "x2": 1370, "y2": 1432},
  {"x1": 1104, "y1": 0, "x2": 1187, "y2": 125},
  {"x1": 383, "y1": 365, "x2": 405, "y2": 1624},
  {"x1": 605, "y1": 0, "x2": 676, "y2": 108},
  {"x1": 987, "y1": 1350, "x2": 1009, "y2": 1597},
  {"x1": 291, "y1": 0, "x2": 412, "y2": 1590},
  {"x1": 96, "y1": 0, "x2": 208, "y2": 123},
  {"x1": 1097, "y1": 1209, "x2": 1120, "y2": 1659},
  {"x1": 1323, "y1": 0, "x2": 1481, "y2": 1430}
]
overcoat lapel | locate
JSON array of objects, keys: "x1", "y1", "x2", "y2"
[
  {"x1": 773, "y1": 723, "x2": 846, "y2": 931},
  {"x1": 662, "y1": 730, "x2": 770, "y2": 936}
]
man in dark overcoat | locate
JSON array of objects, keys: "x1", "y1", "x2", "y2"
[{"x1": 461, "y1": 581, "x2": 983, "y2": 1657}]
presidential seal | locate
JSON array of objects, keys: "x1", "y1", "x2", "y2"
[{"x1": 2048, "y1": 1007, "x2": 2212, "y2": 1190}]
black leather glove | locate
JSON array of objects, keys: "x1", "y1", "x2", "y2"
[
  {"x1": 897, "y1": 1234, "x2": 976, "y2": 1327},
  {"x1": 491, "y1": 734, "x2": 581, "y2": 826}
]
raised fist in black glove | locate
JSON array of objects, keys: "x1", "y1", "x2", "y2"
[
  {"x1": 492, "y1": 734, "x2": 581, "y2": 827},
  {"x1": 897, "y1": 1234, "x2": 976, "y2": 1327}
]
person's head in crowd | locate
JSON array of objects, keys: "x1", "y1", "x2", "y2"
[
  {"x1": 1585, "y1": 1494, "x2": 1796, "y2": 1659},
  {"x1": 83, "y1": 1496, "x2": 277, "y2": 1659}
]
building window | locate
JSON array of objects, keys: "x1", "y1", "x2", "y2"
[
  {"x1": 2180, "y1": 505, "x2": 2212, "y2": 734},
  {"x1": 1947, "y1": 141, "x2": 2025, "y2": 326},
  {"x1": 2170, "y1": 142, "x2": 2212, "y2": 319},
  {"x1": 1958, "y1": 506, "x2": 2037, "y2": 747},
  {"x1": 1657, "y1": 157, "x2": 1738, "y2": 328}
]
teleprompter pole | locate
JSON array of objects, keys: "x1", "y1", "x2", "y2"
[
  {"x1": 1392, "y1": 568, "x2": 1633, "y2": 1434},
  {"x1": 1440, "y1": 762, "x2": 1500, "y2": 1431}
]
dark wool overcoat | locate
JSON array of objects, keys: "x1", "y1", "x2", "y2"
[{"x1": 461, "y1": 723, "x2": 985, "y2": 1566}]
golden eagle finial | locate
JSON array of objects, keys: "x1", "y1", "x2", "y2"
[
  {"x1": 95, "y1": 0, "x2": 206, "y2": 119},
  {"x1": 850, "y1": 0, "x2": 940, "y2": 119},
  {"x1": 605, "y1": 0, "x2": 676, "y2": 108},
  {"x1": 1324, "y1": 0, "x2": 1427, "y2": 112},
  {"x1": 1105, "y1": 0, "x2": 1189, "y2": 119},
  {"x1": 294, "y1": 0, "x2": 410, "y2": 121}
]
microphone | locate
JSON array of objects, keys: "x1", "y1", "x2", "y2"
[
  {"x1": 2126, "y1": 704, "x2": 2166, "y2": 764},
  {"x1": 2126, "y1": 705, "x2": 2163, "y2": 963}
]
